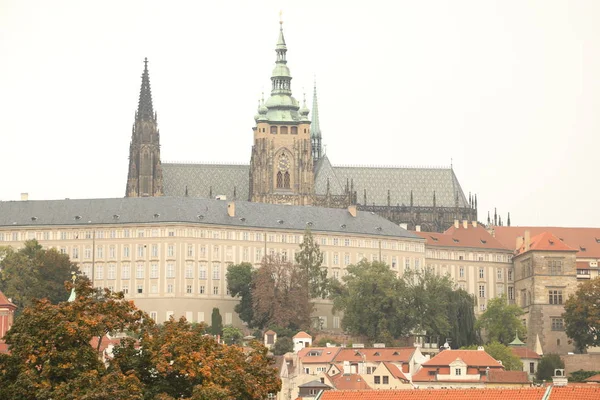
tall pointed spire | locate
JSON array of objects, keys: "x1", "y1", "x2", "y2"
[
  {"x1": 271, "y1": 17, "x2": 292, "y2": 96},
  {"x1": 137, "y1": 57, "x2": 154, "y2": 121},
  {"x1": 311, "y1": 79, "x2": 323, "y2": 163}
]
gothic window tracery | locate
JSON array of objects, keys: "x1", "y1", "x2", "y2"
[
  {"x1": 284, "y1": 171, "x2": 290, "y2": 189},
  {"x1": 277, "y1": 171, "x2": 283, "y2": 188}
]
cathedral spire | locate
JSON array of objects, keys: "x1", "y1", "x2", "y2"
[
  {"x1": 137, "y1": 57, "x2": 154, "y2": 121},
  {"x1": 271, "y1": 19, "x2": 292, "y2": 96},
  {"x1": 311, "y1": 79, "x2": 323, "y2": 163}
]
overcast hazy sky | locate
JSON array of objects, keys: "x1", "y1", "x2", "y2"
[{"x1": 1, "y1": 1, "x2": 599, "y2": 227}]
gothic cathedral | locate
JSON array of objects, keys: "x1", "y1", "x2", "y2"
[{"x1": 125, "y1": 58, "x2": 164, "y2": 198}]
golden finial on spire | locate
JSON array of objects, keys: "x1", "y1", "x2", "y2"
[{"x1": 279, "y1": 10, "x2": 283, "y2": 26}]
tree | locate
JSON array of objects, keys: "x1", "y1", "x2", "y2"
[
  {"x1": 462, "y1": 342, "x2": 523, "y2": 371},
  {"x1": 475, "y1": 295, "x2": 526, "y2": 345},
  {"x1": 222, "y1": 325, "x2": 243, "y2": 345},
  {"x1": 330, "y1": 260, "x2": 410, "y2": 342},
  {"x1": 211, "y1": 307, "x2": 223, "y2": 336},
  {"x1": 0, "y1": 278, "x2": 148, "y2": 399},
  {"x1": 251, "y1": 255, "x2": 312, "y2": 331},
  {"x1": 569, "y1": 369, "x2": 600, "y2": 382},
  {"x1": 536, "y1": 353, "x2": 565, "y2": 381},
  {"x1": 295, "y1": 228, "x2": 328, "y2": 299},
  {"x1": 272, "y1": 337, "x2": 293, "y2": 356},
  {"x1": 446, "y1": 289, "x2": 478, "y2": 348},
  {"x1": 0, "y1": 240, "x2": 79, "y2": 313},
  {"x1": 226, "y1": 262, "x2": 255, "y2": 326},
  {"x1": 564, "y1": 277, "x2": 600, "y2": 352},
  {"x1": 110, "y1": 318, "x2": 281, "y2": 400}
]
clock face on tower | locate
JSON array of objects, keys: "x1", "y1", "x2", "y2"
[{"x1": 278, "y1": 154, "x2": 290, "y2": 172}]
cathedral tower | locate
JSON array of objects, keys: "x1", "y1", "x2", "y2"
[
  {"x1": 311, "y1": 81, "x2": 323, "y2": 164},
  {"x1": 249, "y1": 21, "x2": 314, "y2": 205},
  {"x1": 126, "y1": 58, "x2": 164, "y2": 197}
]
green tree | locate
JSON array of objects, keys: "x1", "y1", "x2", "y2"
[
  {"x1": 226, "y1": 262, "x2": 255, "y2": 326},
  {"x1": 251, "y1": 255, "x2": 312, "y2": 331},
  {"x1": 0, "y1": 240, "x2": 79, "y2": 313},
  {"x1": 462, "y1": 342, "x2": 523, "y2": 371},
  {"x1": 536, "y1": 353, "x2": 565, "y2": 381},
  {"x1": 564, "y1": 277, "x2": 600, "y2": 352},
  {"x1": 447, "y1": 289, "x2": 478, "y2": 348},
  {"x1": 110, "y1": 318, "x2": 281, "y2": 400},
  {"x1": 295, "y1": 228, "x2": 327, "y2": 299},
  {"x1": 569, "y1": 369, "x2": 600, "y2": 382},
  {"x1": 211, "y1": 307, "x2": 223, "y2": 336},
  {"x1": 0, "y1": 278, "x2": 148, "y2": 400},
  {"x1": 330, "y1": 260, "x2": 411, "y2": 342},
  {"x1": 272, "y1": 336, "x2": 293, "y2": 355},
  {"x1": 475, "y1": 295, "x2": 526, "y2": 345},
  {"x1": 222, "y1": 325, "x2": 243, "y2": 345}
]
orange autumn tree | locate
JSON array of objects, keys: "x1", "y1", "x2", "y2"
[
  {"x1": 0, "y1": 278, "x2": 148, "y2": 400},
  {"x1": 110, "y1": 317, "x2": 281, "y2": 400}
]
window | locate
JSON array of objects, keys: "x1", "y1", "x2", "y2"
[
  {"x1": 187, "y1": 245, "x2": 194, "y2": 257},
  {"x1": 549, "y1": 289, "x2": 563, "y2": 305},
  {"x1": 508, "y1": 286, "x2": 515, "y2": 300},
  {"x1": 137, "y1": 230, "x2": 144, "y2": 238},
  {"x1": 136, "y1": 263, "x2": 144, "y2": 279},
  {"x1": 150, "y1": 263, "x2": 158, "y2": 278},
  {"x1": 151, "y1": 244, "x2": 158, "y2": 257},
  {"x1": 479, "y1": 285, "x2": 486, "y2": 298},
  {"x1": 122, "y1": 286, "x2": 129, "y2": 294},
  {"x1": 166, "y1": 263, "x2": 175, "y2": 278},
  {"x1": 137, "y1": 245, "x2": 145, "y2": 258},
  {"x1": 479, "y1": 268, "x2": 485, "y2": 279},
  {"x1": 85, "y1": 247, "x2": 92, "y2": 259},
  {"x1": 382, "y1": 376, "x2": 389, "y2": 384},
  {"x1": 405, "y1": 257, "x2": 410, "y2": 270},
  {"x1": 137, "y1": 285, "x2": 143, "y2": 294},
  {"x1": 186, "y1": 284, "x2": 192, "y2": 294},
  {"x1": 185, "y1": 263, "x2": 194, "y2": 278},
  {"x1": 107, "y1": 264, "x2": 115, "y2": 280},
  {"x1": 212, "y1": 264, "x2": 220, "y2": 279},
  {"x1": 109, "y1": 245, "x2": 115, "y2": 259},
  {"x1": 168, "y1": 230, "x2": 174, "y2": 237},
  {"x1": 530, "y1": 362, "x2": 535, "y2": 374},
  {"x1": 508, "y1": 269, "x2": 513, "y2": 281},
  {"x1": 548, "y1": 260, "x2": 563, "y2": 275},
  {"x1": 123, "y1": 246, "x2": 130, "y2": 258},
  {"x1": 72, "y1": 247, "x2": 79, "y2": 259},
  {"x1": 551, "y1": 318, "x2": 564, "y2": 331},
  {"x1": 167, "y1": 284, "x2": 173, "y2": 293},
  {"x1": 199, "y1": 285, "x2": 205, "y2": 294},
  {"x1": 455, "y1": 368, "x2": 462, "y2": 376},
  {"x1": 96, "y1": 265, "x2": 103, "y2": 280},
  {"x1": 374, "y1": 376, "x2": 381, "y2": 384},
  {"x1": 122, "y1": 264, "x2": 131, "y2": 279},
  {"x1": 213, "y1": 286, "x2": 219, "y2": 295},
  {"x1": 497, "y1": 268, "x2": 503, "y2": 280},
  {"x1": 199, "y1": 264, "x2": 207, "y2": 279},
  {"x1": 333, "y1": 254, "x2": 339, "y2": 265},
  {"x1": 150, "y1": 311, "x2": 158, "y2": 322},
  {"x1": 459, "y1": 267, "x2": 465, "y2": 278},
  {"x1": 167, "y1": 245, "x2": 174, "y2": 257},
  {"x1": 344, "y1": 254, "x2": 350, "y2": 265}
]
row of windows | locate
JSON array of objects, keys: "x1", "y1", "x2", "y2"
[
  {"x1": 81, "y1": 262, "x2": 224, "y2": 280},
  {"x1": 0, "y1": 230, "x2": 422, "y2": 252},
  {"x1": 426, "y1": 249, "x2": 512, "y2": 263},
  {"x1": 98, "y1": 283, "x2": 227, "y2": 296},
  {"x1": 519, "y1": 289, "x2": 564, "y2": 306},
  {"x1": 147, "y1": 311, "x2": 233, "y2": 325}
]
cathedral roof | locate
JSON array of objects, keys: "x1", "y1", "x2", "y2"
[
  {"x1": 326, "y1": 165, "x2": 469, "y2": 208},
  {"x1": 0, "y1": 197, "x2": 420, "y2": 240},
  {"x1": 162, "y1": 162, "x2": 249, "y2": 200}
]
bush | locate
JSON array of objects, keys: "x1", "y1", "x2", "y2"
[
  {"x1": 272, "y1": 337, "x2": 293, "y2": 355},
  {"x1": 536, "y1": 354, "x2": 565, "y2": 381}
]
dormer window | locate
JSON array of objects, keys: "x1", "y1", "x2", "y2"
[{"x1": 455, "y1": 368, "x2": 462, "y2": 376}]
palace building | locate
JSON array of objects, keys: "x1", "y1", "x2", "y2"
[{"x1": 125, "y1": 20, "x2": 477, "y2": 232}]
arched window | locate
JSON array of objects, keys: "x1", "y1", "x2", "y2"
[
  {"x1": 284, "y1": 171, "x2": 290, "y2": 189},
  {"x1": 277, "y1": 171, "x2": 283, "y2": 188},
  {"x1": 291, "y1": 126, "x2": 298, "y2": 135},
  {"x1": 270, "y1": 126, "x2": 277, "y2": 134},
  {"x1": 280, "y1": 126, "x2": 288, "y2": 134}
]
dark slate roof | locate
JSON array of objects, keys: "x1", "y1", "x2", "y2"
[
  {"x1": 162, "y1": 162, "x2": 249, "y2": 200},
  {"x1": 0, "y1": 197, "x2": 420, "y2": 239},
  {"x1": 330, "y1": 165, "x2": 468, "y2": 207},
  {"x1": 314, "y1": 156, "x2": 345, "y2": 195}
]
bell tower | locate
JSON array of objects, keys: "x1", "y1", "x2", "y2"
[
  {"x1": 249, "y1": 20, "x2": 314, "y2": 205},
  {"x1": 126, "y1": 58, "x2": 164, "y2": 197}
]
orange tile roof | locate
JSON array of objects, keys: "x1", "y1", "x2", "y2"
[
  {"x1": 333, "y1": 348, "x2": 415, "y2": 363},
  {"x1": 319, "y1": 388, "x2": 548, "y2": 400},
  {"x1": 298, "y1": 347, "x2": 341, "y2": 363},
  {"x1": 487, "y1": 369, "x2": 530, "y2": 383},
  {"x1": 422, "y1": 350, "x2": 504, "y2": 368},
  {"x1": 584, "y1": 373, "x2": 600, "y2": 382},
  {"x1": 415, "y1": 224, "x2": 510, "y2": 251},
  {"x1": 493, "y1": 227, "x2": 600, "y2": 258},
  {"x1": 511, "y1": 347, "x2": 541, "y2": 360},
  {"x1": 293, "y1": 331, "x2": 312, "y2": 339},
  {"x1": 0, "y1": 290, "x2": 16, "y2": 309},
  {"x1": 515, "y1": 232, "x2": 577, "y2": 255},
  {"x1": 550, "y1": 386, "x2": 600, "y2": 400},
  {"x1": 383, "y1": 362, "x2": 409, "y2": 382},
  {"x1": 328, "y1": 373, "x2": 372, "y2": 390},
  {"x1": 576, "y1": 261, "x2": 591, "y2": 270}
]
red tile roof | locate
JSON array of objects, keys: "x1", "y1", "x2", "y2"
[
  {"x1": 515, "y1": 232, "x2": 577, "y2": 255},
  {"x1": 383, "y1": 362, "x2": 410, "y2": 382},
  {"x1": 551, "y1": 386, "x2": 600, "y2": 400},
  {"x1": 584, "y1": 373, "x2": 600, "y2": 382},
  {"x1": 293, "y1": 331, "x2": 312, "y2": 339},
  {"x1": 0, "y1": 290, "x2": 16, "y2": 309},
  {"x1": 415, "y1": 224, "x2": 510, "y2": 251},
  {"x1": 576, "y1": 261, "x2": 591, "y2": 270},
  {"x1": 511, "y1": 347, "x2": 541, "y2": 360},
  {"x1": 493, "y1": 227, "x2": 600, "y2": 258},
  {"x1": 333, "y1": 348, "x2": 415, "y2": 363},
  {"x1": 487, "y1": 369, "x2": 530, "y2": 383},
  {"x1": 298, "y1": 347, "x2": 341, "y2": 363},
  {"x1": 327, "y1": 373, "x2": 372, "y2": 390},
  {"x1": 319, "y1": 388, "x2": 547, "y2": 400},
  {"x1": 422, "y1": 350, "x2": 504, "y2": 368}
]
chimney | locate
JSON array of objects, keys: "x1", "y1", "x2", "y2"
[
  {"x1": 415, "y1": 225, "x2": 421, "y2": 232},
  {"x1": 472, "y1": 221, "x2": 478, "y2": 228},
  {"x1": 454, "y1": 220, "x2": 459, "y2": 229},
  {"x1": 516, "y1": 236, "x2": 524, "y2": 251},
  {"x1": 552, "y1": 369, "x2": 568, "y2": 386},
  {"x1": 524, "y1": 230, "x2": 531, "y2": 252},
  {"x1": 348, "y1": 205, "x2": 357, "y2": 217},
  {"x1": 227, "y1": 202, "x2": 235, "y2": 217},
  {"x1": 20, "y1": 193, "x2": 28, "y2": 201},
  {"x1": 462, "y1": 220, "x2": 468, "y2": 229}
]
